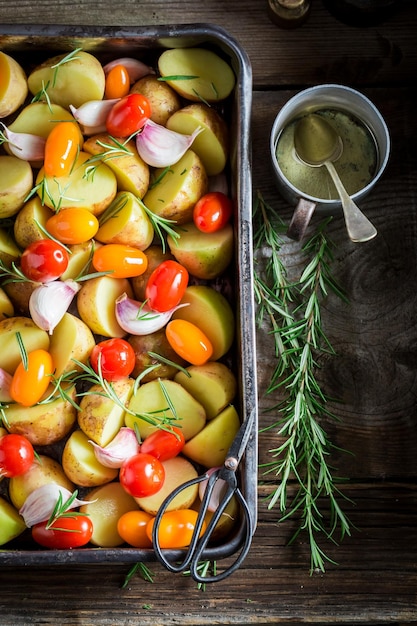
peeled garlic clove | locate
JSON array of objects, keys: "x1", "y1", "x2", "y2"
[
  {"x1": 115, "y1": 292, "x2": 189, "y2": 336},
  {"x1": 103, "y1": 57, "x2": 154, "y2": 82},
  {"x1": 19, "y1": 484, "x2": 90, "y2": 528},
  {"x1": 90, "y1": 427, "x2": 140, "y2": 468},
  {"x1": 136, "y1": 119, "x2": 203, "y2": 167},
  {"x1": 69, "y1": 99, "x2": 119, "y2": 133},
  {"x1": 29, "y1": 279, "x2": 81, "y2": 335},
  {"x1": 199, "y1": 467, "x2": 228, "y2": 512},
  {"x1": 0, "y1": 122, "x2": 45, "y2": 161},
  {"x1": 0, "y1": 367, "x2": 13, "y2": 403}
]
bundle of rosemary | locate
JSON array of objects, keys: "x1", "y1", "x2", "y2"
[{"x1": 253, "y1": 191, "x2": 352, "y2": 573}]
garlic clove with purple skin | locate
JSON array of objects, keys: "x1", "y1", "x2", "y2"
[
  {"x1": 19, "y1": 484, "x2": 91, "y2": 528},
  {"x1": 136, "y1": 119, "x2": 204, "y2": 168},
  {"x1": 103, "y1": 58, "x2": 154, "y2": 82},
  {"x1": 89, "y1": 427, "x2": 140, "y2": 468},
  {"x1": 29, "y1": 279, "x2": 81, "y2": 335},
  {"x1": 69, "y1": 99, "x2": 120, "y2": 134},
  {"x1": 0, "y1": 122, "x2": 45, "y2": 162},
  {"x1": 115, "y1": 292, "x2": 189, "y2": 336},
  {"x1": 199, "y1": 467, "x2": 228, "y2": 512}
]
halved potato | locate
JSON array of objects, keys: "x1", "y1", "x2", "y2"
[
  {"x1": 7, "y1": 102, "x2": 77, "y2": 138},
  {"x1": 76, "y1": 275, "x2": 133, "y2": 337},
  {"x1": 79, "y1": 482, "x2": 139, "y2": 547},
  {"x1": 0, "y1": 288, "x2": 14, "y2": 321},
  {"x1": 83, "y1": 134, "x2": 149, "y2": 198},
  {"x1": 135, "y1": 456, "x2": 199, "y2": 516},
  {"x1": 13, "y1": 197, "x2": 54, "y2": 249},
  {"x1": 28, "y1": 50, "x2": 105, "y2": 109},
  {"x1": 0, "y1": 497, "x2": 26, "y2": 545},
  {"x1": 158, "y1": 48, "x2": 235, "y2": 103},
  {"x1": 143, "y1": 150, "x2": 208, "y2": 224},
  {"x1": 9, "y1": 455, "x2": 74, "y2": 510},
  {"x1": 60, "y1": 240, "x2": 96, "y2": 281},
  {"x1": 126, "y1": 378, "x2": 206, "y2": 441},
  {"x1": 77, "y1": 377, "x2": 135, "y2": 447},
  {"x1": 166, "y1": 104, "x2": 229, "y2": 176},
  {"x1": 0, "y1": 316, "x2": 49, "y2": 374},
  {"x1": 62, "y1": 429, "x2": 118, "y2": 487},
  {"x1": 0, "y1": 156, "x2": 33, "y2": 219},
  {"x1": 49, "y1": 312, "x2": 96, "y2": 377},
  {"x1": 0, "y1": 227, "x2": 21, "y2": 267},
  {"x1": 0, "y1": 51, "x2": 28, "y2": 118},
  {"x1": 95, "y1": 191, "x2": 154, "y2": 250},
  {"x1": 36, "y1": 151, "x2": 117, "y2": 216}
]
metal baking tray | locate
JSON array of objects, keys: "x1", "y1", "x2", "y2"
[{"x1": 0, "y1": 23, "x2": 257, "y2": 567}]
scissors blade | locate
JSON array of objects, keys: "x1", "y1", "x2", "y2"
[{"x1": 225, "y1": 407, "x2": 256, "y2": 467}]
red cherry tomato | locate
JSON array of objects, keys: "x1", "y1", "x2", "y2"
[
  {"x1": 44, "y1": 121, "x2": 81, "y2": 178},
  {"x1": 119, "y1": 453, "x2": 165, "y2": 498},
  {"x1": 117, "y1": 510, "x2": 153, "y2": 548},
  {"x1": 147, "y1": 509, "x2": 207, "y2": 548},
  {"x1": 106, "y1": 93, "x2": 151, "y2": 137},
  {"x1": 46, "y1": 208, "x2": 99, "y2": 245},
  {"x1": 145, "y1": 260, "x2": 189, "y2": 313},
  {"x1": 20, "y1": 239, "x2": 69, "y2": 283},
  {"x1": 193, "y1": 192, "x2": 233, "y2": 233},
  {"x1": 140, "y1": 427, "x2": 185, "y2": 462},
  {"x1": 90, "y1": 338, "x2": 136, "y2": 381},
  {"x1": 105, "y1": 64, "x2": 130, "y2": 100},
  {"x1": 10, "y1": 349, "x2": 54, "y2": 407},
  {"x1": 0, "y1": 434, "x2": 35, "y2": 478},
  {"x1": 165, "y1": 319, "x2": 213, "y2": 366},
  {"x1": 92, "y1": 244, "x2": 148, "y2": 279},
  {"x1": 32, "y1": 514, "x2": 93, "y2": 549}
]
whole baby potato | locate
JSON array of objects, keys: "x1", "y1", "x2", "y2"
[
  {"x1": 130, "y1": 75, "x2": 181, "y2": 126},
  {"x1": 0, "y1": 156, "x2": 33, "y2": 219},
  {"x1": 128, "y1": 328, "x2": 186, "y2": 382},
  {"x1": 4, "y1": 281, "x2": 38, "y2": 315},
  {"x1": 0, "y1": 51, "x2": 28, "y2": 118},
  {"x1": 28, "y1": 50, "x2": 105, "y2": 109}
]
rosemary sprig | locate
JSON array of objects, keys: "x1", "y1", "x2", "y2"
[
  {"x1": 122, "y1": 562, "x2": 155, "y2": 587},
  {"x1": 253, "y1": 191, "x2": 352, "y2": 574},
  {"x1": 45, "y1": 489, "x2": 85, "y2": 531}
]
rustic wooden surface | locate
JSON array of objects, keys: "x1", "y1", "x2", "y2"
[{"x1": 0, "y1": 0, "x2": 417, "y2": 624}]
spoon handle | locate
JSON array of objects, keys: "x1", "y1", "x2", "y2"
[{"x1": 324, "y1": 161, "x2": 377, "y2": 243}]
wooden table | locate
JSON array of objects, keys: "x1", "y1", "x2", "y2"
[{"x1": 0, "y1": 1, "x2": 416, "y2": 623}]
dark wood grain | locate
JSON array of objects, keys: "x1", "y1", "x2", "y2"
[{"x1": 0, "y1": 1, "x2": 417, "y2": 624}]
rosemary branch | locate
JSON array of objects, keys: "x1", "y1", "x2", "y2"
[{"x1": 253, "y1": 191, "x2": 352, "y2": 573}]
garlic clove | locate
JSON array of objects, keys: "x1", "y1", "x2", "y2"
[
  {"x1": 136, "y1": 119, "x2": 203, "y2": 168},
  {"x1": 69, "y1": 99, "x2": 119, "y2": 134},
  {"x1": 115, "y1": 292, "x2": 189, "y2": 336},
  {"x1": 102, "y1": 57, "x2": 154, "y2": 82},
  {"x1": 199, "y1": 467, "x2": 228, "y2": 512},
  {"x1": 29, "y1": 279, "x2": 81, "y2": 335},
  {"x1": 0, "y1": 122, "x2": 45, "y2": 162},
  {"x1": 90, "y1": 427, "x2": 140, "y2": 468},
  {"x1": 19, "y1": 484, "x2": 91, "y2": 527}
]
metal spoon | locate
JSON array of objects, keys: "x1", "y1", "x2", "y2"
[{"x1": 294, "y1": 113, "x2": 377, "y2": 242}]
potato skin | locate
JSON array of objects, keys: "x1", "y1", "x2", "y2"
[
  {"x1": 0, "y1": 51, "x2": 28, "y2": 118},
  {"x1": 130, "y1": 75, "x2": 181, "y2": 126}
]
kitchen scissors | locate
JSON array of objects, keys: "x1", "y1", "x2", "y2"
[{"x1": 152, "y1": 409, "x2": 256, "y2": 583}]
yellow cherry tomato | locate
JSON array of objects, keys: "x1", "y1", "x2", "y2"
[
  {"x1": 165, "y1": 319, "x2": 213, "y2": 365},
  {"x1": 146, "y1": 509, "x2": 207, "y2": 549},
  {"x1": 46, "y1": 208, "x2": 99, "y2": 244},
  {"x1": 92, "y1": 243, "x2": 148, "y2": 278},
  {"x1": 43, "y1": 121, "x2": 81, "y2": 178},
  {"x1": 105, "y1": 64, "x2": 130, "y2": 100},
  {"x1": 117, "y1": 510, "x2": 154, "y2": 548},
  {"x1": 10, "y1": 349, "x2": 54, "y2": 407}
]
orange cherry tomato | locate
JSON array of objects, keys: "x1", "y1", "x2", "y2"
[
  {"x1": 10, "y1": 349, "x2": 54, "y2": 407},
  {"x1": 146, "y1": 509, "x2": 207, "y2": 549},
  {"x1": 105, "y1": 64, "x2": 130, "y2": 100},
  {"x1": 92, "y1": 244, "x2": 148, "y2": 278},
  {"x1": 117, "y1": 510, "x2": 154, "y2": 548},
  {"x1": 46, "y1": 208, "x2": 99, "y2": 244},
  {"x1": 165, "y1": 319, "x2": 213, "y2": 365},
  {"x1": 44, "y1": 121, "x2": 81, "y2": 178}
]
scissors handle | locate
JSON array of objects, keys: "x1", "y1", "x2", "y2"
[{"x1": 152, "y1": 470, "x2": 254, "y2": 583}]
